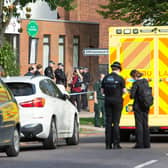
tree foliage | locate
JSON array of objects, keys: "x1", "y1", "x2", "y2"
[
  {"x1": 0, "y1": 0, "x2": 75, "y2": 46},
  {"x1": 0, "y1": 42, "x2": 20, "y2": 76},
  {"x1": 19, "y1": 0, "x2": 75, "y2": 11},
  {"x1": 97, "y1": 0, "x2": 168, "y2": 26}
]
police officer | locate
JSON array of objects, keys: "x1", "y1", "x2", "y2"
[
  {"x1": 44, "y1": 60, "x2": 55, "y2": 79},
  {"x1": 102, "y1": 61, "x2": 126, "y2": 149},
  {"x1": 54, "y1": 63, "x2": 67, "y2": 87},
  {"x1": 93, "y1": 73, "x2": 105, "y2": 127},
  {"x1": 130, "y1": 70, "x2": 151, "y2": 149}
]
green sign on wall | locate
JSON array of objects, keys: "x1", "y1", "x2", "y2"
[{"x1": 27, "y1": 20, "x2": 39, "y2": 37}]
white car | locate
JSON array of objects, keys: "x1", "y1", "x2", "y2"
[{"x1": 2, "y1": 76, "x2": 79, "y2": 149}]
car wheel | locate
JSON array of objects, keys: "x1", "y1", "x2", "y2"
[
  {"x1": 66, "y1": 117, "x2": 79, "y2": 145},
  {"x1": 6, "y1": 128, "x2": 20, "y2": 157},
  {"x1": 43, "y1": 119, "x2": 58, "y2": 149}
]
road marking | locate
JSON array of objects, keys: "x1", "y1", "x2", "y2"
[{"x1": 134, "y1": 160, "x2": 158, "y2": 168}]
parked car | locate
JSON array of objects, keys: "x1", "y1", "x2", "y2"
[
  {"x1": 2, "y1": 76, "x2": 79, "y2": 149},
  {"x1": 0, "y1": 79, "x2": 20, "y2": 157}
]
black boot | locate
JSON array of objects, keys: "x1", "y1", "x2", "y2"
[
  {"x1": 106, "y1": 144, "x2": 112, "y2": 149},
  {"x1": 113, "y1": 144, "x2": 122, "y2": 149}
]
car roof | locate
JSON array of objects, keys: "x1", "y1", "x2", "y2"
[{"x1": 1, "y1": 75, "x2": 50, "y2": 84}]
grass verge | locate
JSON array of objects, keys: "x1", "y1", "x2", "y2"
[{"x1": 80, "y1": 117, "x2": 94, "y2": 125}]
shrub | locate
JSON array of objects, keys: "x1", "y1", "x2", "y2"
[{"x1": 0, "y1": 42, "x2": 20, "y2": 76}]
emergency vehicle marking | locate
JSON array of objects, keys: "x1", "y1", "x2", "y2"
[
  {"x1": 159, "y1": 38, "x2": 168, "y2": 115},
  {"x1": 109, "y1": 48, "x2": 117, "y2": 66},
  {"x1": 121, "y1": 38, "x2": 153, "y2": 69}
]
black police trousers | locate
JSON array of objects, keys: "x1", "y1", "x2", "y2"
[
  {"x1": 134, "y1": 110, "x2": 150, "y2": 148},
  {"x1": 105, "y1": 100, "x2": 123, "y2": 146}
]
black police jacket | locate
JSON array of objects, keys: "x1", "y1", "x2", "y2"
[{"x1": 44, "y1": 66, "x2": 54, "y2": 79}]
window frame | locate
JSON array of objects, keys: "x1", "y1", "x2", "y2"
[
  {"x1": 73, "y1": 36, "x2": 80, "y2": 68},
  {"x1": 58, "y1": 35, "x2": 65, "y2": 65},
  {"x1": 29, "y1": 37, "x2": 39, "y2": 64}
]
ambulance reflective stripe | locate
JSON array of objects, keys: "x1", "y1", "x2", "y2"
[
  {"x1": 119, "y1": 38, "x2": 154, "y2": 115},
  {"x1": 159, "y1": 38, "x2": 168, "y2": 115},
  {"x1": 121, "y1": 38, "x2": 154, "y2": 69},
  {"x1": 109, "y1": 48, "x2": 117, "y2": 69}
]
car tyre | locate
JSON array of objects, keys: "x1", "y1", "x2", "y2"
[
  {"x1": 66, "y1": 117, "x2": 79, "y2": 145},
  {"x1": 6, "y1": 128, "x2": 20, "y2": 157},
  {"x1": 43, "y1": 119, "x2": 58, "y2": 149}
]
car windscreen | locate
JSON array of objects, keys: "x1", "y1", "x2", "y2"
[{"x1": 5, "y1": 82, "x2": 35, "y2": 96}]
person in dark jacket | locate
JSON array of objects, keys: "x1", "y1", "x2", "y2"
[
  {"x1": 44, "y1": 60, "x2": 55, "y2": 79},
  {"x1": 130, "y1": 69, "x2": 151, "y2": 149},
  {"x1": 24, "y1": 66, "x2": 35, "y2": 76},
  {"x1": 34, "y1": 64, "x2": 43, "y2": 76},
  {"x1": 81, "y1": 67, "x2": 90, "y2": 110},
  {"x1": 54, "y1": 63, "x2": 67, "y2": 87},
  {"x1": 102, "y1": 61, "x2": 126, "y2": 150}
]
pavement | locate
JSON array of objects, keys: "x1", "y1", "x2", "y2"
[{"x1": 79, "y1": 110, "x2": 105, "y2": 137}]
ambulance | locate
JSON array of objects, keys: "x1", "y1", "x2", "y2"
[{"x1": 109, "y1": 26, "x2": 168, "y2": 139}]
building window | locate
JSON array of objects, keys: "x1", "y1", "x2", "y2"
[
  {"x1": 29, "y1": 38, "x2": 38, "y2": 64},
  {"x1": 73, "y1": 36, "x2": 79, "y2": 68},
  {"x1": 43, "y1": 35, "x2": 50, "y2": 69},
  {"x1": 58, "y1": 35, "x2": 65, "y2": 64}
]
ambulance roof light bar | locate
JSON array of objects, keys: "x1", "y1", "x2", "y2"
[
  {"x1": 159, "y1": 29, "x2": 168, "y2": 32},
  {"x1": 115, "y1": 27, "x2": 168, "y2": 34},
  {"x1": 140, "y1": 29, "x2": 153, "y2": 33}
]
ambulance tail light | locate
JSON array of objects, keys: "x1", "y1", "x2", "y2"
[
  {"x1": 20, "y1": 98, "x2": 45, "y2": 107},
  {"x1": 120, "y1": 126, "x2": 136, "y2": 129},
  {"x1": 160, "y1": 127, "x2": 168, "y2": 130}
]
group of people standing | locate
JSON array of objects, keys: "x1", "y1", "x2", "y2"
[
  {"x1": 94, "y1": 61, "x2": 151, "y2": 150},
  {"x1": 24, "y1": 61, "x2": 67, "y2": 87},
  {"x1": 24, "y1": 61, "x2": 90, "y2": 113}
]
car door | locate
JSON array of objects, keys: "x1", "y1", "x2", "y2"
[
  {"x1": 46, "y1": 80, "x2": 72, "y2": 134},
  {"x1": 0, "y1": 81, "x2": 19, "y2": 144}
]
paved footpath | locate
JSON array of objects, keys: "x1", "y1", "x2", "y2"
[{"x1": 79, "y1": 111, "x2": 105, "y2": 137}]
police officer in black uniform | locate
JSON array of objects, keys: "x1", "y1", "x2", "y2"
[
  {"x1": 130, "y1": 70, "x2": 151, "y2": 149},
  {"x1": 44, "y1": 60, "x2": 55, "y2": 79},
  {"x1": 54, "y1": 63, "x2": 67, "y2": 87},
  {"x1": 102, "y1": 61, "x2": 126, "y2": 149}
]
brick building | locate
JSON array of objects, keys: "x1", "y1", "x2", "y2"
[
  {"x1": 5, "y1": 0, "x2": 100, "y2": 85},
  {"x1": 58, "y1": 0, "x2": 129, "y2": 73},
  {"x1": 19, "y1": 19, "x2": 99, "y2": 82}
]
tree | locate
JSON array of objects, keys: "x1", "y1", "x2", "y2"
[
  {"x1": 0, "y1": 41, "x2": 20, "y2": 76},
  {"x1": 97, "y1": 0, "x2": 168, "y2": 26},
  {"x1": 0, "y1": 0, "x2": 75, "y2": 47}
]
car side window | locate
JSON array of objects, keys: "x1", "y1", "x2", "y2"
[
  {"x1": 46, "y1": 79, "x2": 63, "y2": 98},
  {"x1": 39, "y1": 80, "x2": 51, "y2": 96},
  {"x1": 0, "y1": 83, "x2": 10, "y2": 104}
]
